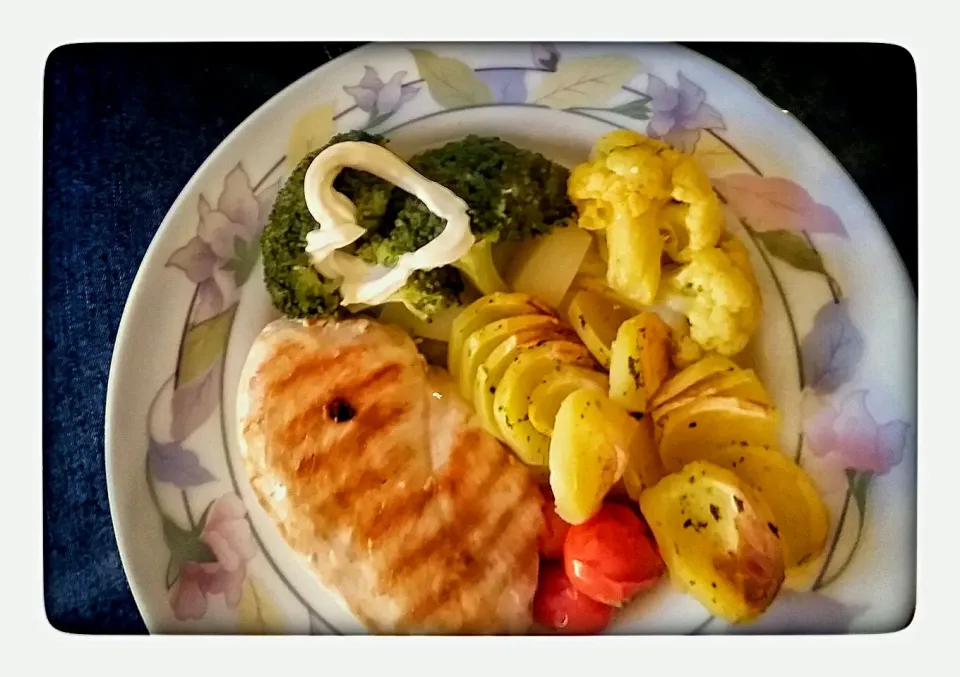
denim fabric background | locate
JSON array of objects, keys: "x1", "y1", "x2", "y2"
[{"x1": 42, "y1": 43, "x2": 917, "y2": 634}]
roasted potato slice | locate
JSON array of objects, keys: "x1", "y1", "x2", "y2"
[
  {"x1": 494, "y1": 342, "x2": 596, "y2": 468},
  {"x1": 549, "y1": 389, "x2": 631, "y2": 524},
  {"x1": 621, "y1": 413, "x2": 665, "y2": 501},
  {"x1": 660, "y1": 443, "x2": 829, "y2": 574},
  {"x1": 656, "y1": 396, "x2": 781, "y2": 464},
  {"x1": 473, "y1": 326, "x2": 579, "y2": 436},
  {"x1": 528, "y1": 364, "x2": 608, "y2": 436},
  {"x1": 639, "y1": 461, "x2": 785, "y2": 623},
  {"x1": 648, "y1": 353, "x2": 739, "y2": 410},
  {"x1": 458, "y1": 314, "x2": 562, "y2": 402},
  {"x1": 565, "y1": 289, "x2": 637, "y2": 368},
  {"x1": 652, "y1": 367, "x2": 770, "y2": 422},
  {"x1": 609, "y1": 311, "x2": 672, "y2": 413},
  {"x1": 448, "y1": 292, "x2": 553, "y2": 380}
]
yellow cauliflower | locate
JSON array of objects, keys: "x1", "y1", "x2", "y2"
[
  {"x1": 667, "y1": 319, "x2": 705, "y2": 368},
  {"x1": 667, "y1": 155, "x2": 725, "y2": 261},
  {"x1": 659, "y1": 234, "x2": 762, "y2": 356},
  {"x1": 567, "y1": 130, "x2": 725, "y2": 305},
  {"x1": 567, "y1": 132, "x2": 673, "y2": 231}
]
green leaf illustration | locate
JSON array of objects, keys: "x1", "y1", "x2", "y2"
[
  {"x1": 161, "y1": 514, "x2": 216, "y2": 564},
  {"x1": 608, "y1": 98, "x2": 651, "y2": 120},
  {"x1": 531, "y1": 55, "x2": 642, "y2": 109},
  {"x1": 176, "y1": 304, "x2": 237, "y2": 385},
  {"x1": 754, "y1": 229, "x2": 828, "y2": 275},
  {"x1": 847, "y1": 469, "x2": 873, "y2": 522},
  {"x1": 410, "y1": 49, "x2": 493, "y2": 109},
  {"x1": 165, "y1": 555, "x2": 180, "y2": 590},
  {"x1": 222, "y1": 234, "x2": 260, "y2": 287}
]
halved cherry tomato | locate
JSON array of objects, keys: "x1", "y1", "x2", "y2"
[
  {"x1": 563, "y1": 502, "x2": 665, "y2": 607},
  {"x1": 539, "y1": 490, "x2": 571, "y2": 559},
  {"x1": 533, "y1": 563, "x2": 613, "y2": 634}
]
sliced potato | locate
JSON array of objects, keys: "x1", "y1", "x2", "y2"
[
  {"x1": 621, "y1": 413, "x2": 665, "y2": 501},
  {"x1": 549, "y1": 388, "x2": 632, "y2": 524},
  {"x1": 448, "y1": 292, "x2": 553, "y2": 380},
  {"x1": 474, "y1": 327, "x2": 579, "y2": 436},
  {"x1": 494, "y1": 342, "x2": 596, "y2": 467},
  {"x1": 661, "y1": 444, "x2": 829, "y2": 573},
  {"x1": 528, "y1": 364, "x2": 608, "y2": 436},
  {"x1": 609, "y1": 311, "x2": 672, "y2": 413},
  {"x1": 458, "y1": 314, "x2": 562, "y2": 402},
  {"x1": 507, "y1": 226, "x2": 593, "y2": 309},
  {"x1": 565, "y1": 289, "x2": 637, "y2": 369},
  {"x1": 656, "y1": 396, "x2": 781, "y2": 467},
  {"x1": 652, "y1": 367, "x2": 771, "y2": 422},
  {"x1": 648, "y1": 354, "x2": 740, "y2": 410},
  {"x1": 639, "y1": 461, "x2": 785, "y2": 623}
]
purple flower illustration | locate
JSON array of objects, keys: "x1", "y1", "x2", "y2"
[
  {"x1": 167, "y1": 166, "x2": 278, "y2": 324},
  {"x1": 344, "y1": 66, "x2": 419, "y2": 126},
  {"x1": 476, "y1": 70, "x2": 528, "y2": 104},
  {"x1": 169, "y1": 494, "x2": 256, "y2": 621},
  {"x1": 802, "y1": 389, "x2": 910, "y2": 475},
  {"x1": 646, "y1": 72, "x2": 725, "y2": 153}
]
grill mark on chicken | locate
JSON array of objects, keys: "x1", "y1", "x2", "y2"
[
  {"x1": 383, "y1": 429, "x2": 505, "y2": 582},
  {"x1": 416, "y1": 460, "x2": 541, "y2": 624},
  {"x1": 406, "y1": 475, "x2": 524, "y2": 623}
]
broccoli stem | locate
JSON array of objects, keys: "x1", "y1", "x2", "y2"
[{"x1": 452, "y1": 239, "x2": 508, "y2": 296}]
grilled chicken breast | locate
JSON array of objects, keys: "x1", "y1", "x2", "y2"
[{"x1": 237, "y1": 317, "x2": 544, "y2": 634}]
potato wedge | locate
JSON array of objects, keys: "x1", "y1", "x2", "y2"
[
  {"x1": 639, "y1": 461, "x2": 785, "y2": 623},
  {"x1": 565, "y1": 289, "x2": 637, "y2": 368},
  {"x1": 508, "y1": 226, "x2": 593, "y2": 309},
  {"x1": 448, "y1": 292, "x2": 553, "y2": 380},
  {"x1": 494, "y1": 342, "x2": 596, "y2": 468},
  {"x1": 648, "y1": 354, "x2": 739, "y2": 410},
  {"x1": 656, "y1": 396, "x2": 781, "y2": 467},
  {"x1": 474, "y1": 326, "x2": 580, "y2": 436},
  {"x1": 528, "y1": 364, "x2": 608, "y2": 436},
  {"x1": 458, "y1": 314, "x2": 563, "y2": 402},
  {"x1": 660, "y1": 444, "x2": 828, "y2": 573},
  {"x1": 549, "y1": 388, "x2": 632, "y2": 524},
  {"x1": 609, "y1": 311, "x2": 672, "y2": 413},
  {"x1": 621, "y1": 413, "x2": 665, "y2": 501},
  {"x1": 652, "y1": 367, "x2": 771, "y2": 422}
]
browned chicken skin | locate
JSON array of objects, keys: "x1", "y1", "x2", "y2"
[{"x1": 237, "y1": 317, "x2": 544, "y2": 634}]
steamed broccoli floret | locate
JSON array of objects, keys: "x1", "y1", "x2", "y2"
[
  {"x1": 261, "y1": 132, "x2": 574, "y2": 319},
  {"x1": 391, "y1": 268, "x2": 465, "y2": 320},
  {"x1": 355, "y1": 135, "x2": 575, "y2": 294},
  {"x1": 451, "y1": 239, "x2": 507, "y2": 294},
  {"x1": 260, "y1": 130, "x2": 394, "y2": 318}
]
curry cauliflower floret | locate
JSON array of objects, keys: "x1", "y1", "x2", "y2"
[
  {"x1": 568, "y1": 140, "x2": 672, "y2": 230},
  {"x1": 667, "y1": 156, "x2": 725, "y2": 260},
  {"x1": 605, "y1": 205, "x2": 664, "y2": 305},
  {"x1": 660, "y1": 234, "x2": 762, "y2": 356},
  {"x1": 567, "y1": 130, "x2": 725, "y2": 304}
]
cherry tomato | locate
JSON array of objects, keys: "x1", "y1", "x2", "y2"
[
  {"x1": 539, "y1": 491, "x2": 571, "y2": 559},
  {"x1": 533, "y1": 563, "x2": 613, "y2": 634},
  {"x1": 563, "y1": 502, "x2": 665, "y2": 607}
]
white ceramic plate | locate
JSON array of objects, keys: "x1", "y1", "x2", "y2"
[{"x1": 105, "y1": 43, "x2": 916, "y2": 635}]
